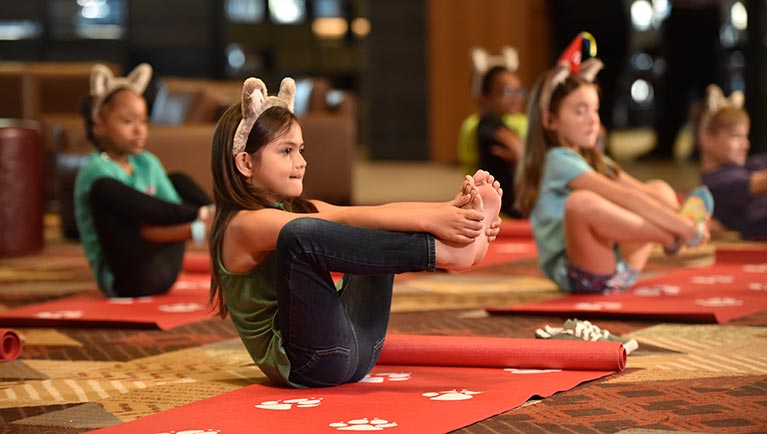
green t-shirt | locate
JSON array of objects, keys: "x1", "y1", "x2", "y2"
[
  {"x1": 457, "y1": 112, "x2": 528, "y2": 175},
  {"x1": 218, "y1": 252, "x2": 296, "y2": 387},
  {"x1": 219, "y1": 246, "x2": 345, "y2": 387},
  {"x1": 74, "y1": 151, "x2": 182, "y2": 295}
]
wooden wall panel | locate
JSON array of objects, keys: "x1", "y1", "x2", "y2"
[{"x1": 427, "y1": 0, "x2": 550, "y2": 162}]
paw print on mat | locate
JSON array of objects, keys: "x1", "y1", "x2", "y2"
[
  {"x1": 743, "y1": 263, "x2": 767, "y2": 273},
  {"x1": 504, "y1": 368, "x2": 562, "y2": 374},
  {"x1": 255, "y1": 398, "x2": 322, "y2": 410},
  {"x1": 695, "y1": 297, "x2": 743, "y2": 307},
  {"x1": 108, "y1": 296, "x2": 153, "y2": 304},
  {"x1": 422, "y1": 388, "x2": 481, "y2": 401},
  {"x1": 329, "y1": 418, "x2": 397, "y2": 431},
  {"x1": 158, "y1": 302, "x2": 205, "y2": 313},
  {"x1": 574, "y1": 302, "x2": 622, "y2": 311},
  {"x1": 360, "y1": 372, "x2": 411, "y2": 383},
  {"x1": 173, "y1": 280, "x2": 210, "y2": 290},
  {"x1": 33, "y1": 310, "x2": 83, "y2": 319},
  {"x1": 633, "y1": 284, "x2": 680, "y2": 297},
  {"x1": 691, "y1": 275, "x2": 734, "y2": 284},
  {"x1": 156, "y1": 429, "x2": 220, "y2": 434}
]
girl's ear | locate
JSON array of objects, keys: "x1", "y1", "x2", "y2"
[
  {"x1": 234, "y1": 152, "x2": 254, "y2": 177},
  {"x1": 542, "y1": 111, "x2": 554, "y2": 129}
]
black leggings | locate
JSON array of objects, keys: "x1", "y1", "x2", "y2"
[{"x1": 89, "y1": 173, "x2": 211, "y2": 297}]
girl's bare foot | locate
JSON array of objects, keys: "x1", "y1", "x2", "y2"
[{"x1": 436, "y1": 171, "x2": 502, "y2": 270}]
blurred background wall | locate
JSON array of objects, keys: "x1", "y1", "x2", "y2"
[{"x1": 1, "y1": 0, "x2": 765, "y2": 161}]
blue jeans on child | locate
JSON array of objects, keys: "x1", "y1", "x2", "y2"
[{"x1": 274, "y1": 218, "x2": 436, "y2": 387}]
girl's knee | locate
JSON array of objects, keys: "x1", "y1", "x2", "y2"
[
  {"x1": 565, "y1": 190, "x2": 601, "y2": 216},
  {"x1": 278, "y1": 217, "x2": 319, "y2": 242},
  {"x1": 645, "y1": 179, "x2": 677, "y2": 202}
]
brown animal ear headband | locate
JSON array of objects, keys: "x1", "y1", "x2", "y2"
[
  {"x1": 232, "y1": 77, "x2": 296, "y2": 155},
  {"x1": 90, "y1": 63, "x2": 152, "y2": 119},
  {"x1": 700, "y1": 84, "x2": 745, "y2": 130},
  {"x1": 470, "y1": 45, "x2": 519, "y2": 98},
  {"x1": 539, "y1": 32, "x2": 603, "y2": 121}
]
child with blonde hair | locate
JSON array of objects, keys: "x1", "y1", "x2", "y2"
[
  {"x1": 515, "y1": 33, "x2": 713, "y2": 294},
  {"x1": 208, "y1": 77, "x2": 502, "y2": 387},
  {"x1": 697, "y1": 85, "x2": 766, "y2": 240}
]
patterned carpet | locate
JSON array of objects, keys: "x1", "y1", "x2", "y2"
[{"x1": 1, "y1": 224, "x2": 766, "y2": 433}]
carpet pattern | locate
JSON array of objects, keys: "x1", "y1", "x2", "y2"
[{"x1": 1, "y1": 232, "x2": 766, "y2": 433}]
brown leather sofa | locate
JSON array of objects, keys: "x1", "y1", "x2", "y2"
[{"x1": 52, "y1": 75, "x2": 356, "y2": 238}]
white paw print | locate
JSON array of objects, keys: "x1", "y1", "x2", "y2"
[
  {"x1": 329, "y1": 418, "x2": 397, "y2": 431},
  {"x1": 155, "y1": 430, "x2": 220, "y2": 434},
  {"x1": 33, "y1": 310, "x2": 83, "y2": 319},
  {"x1": 158, "y1": 302, "x2": 205, "y2": 313},
  {"x1": 360, "y1": 372, "x2": 411, "y2": 383},
  {"x1": 633, "y1": 284, "x2": 680, "y2": 297},
  {"x1": 691, "y1": 275, "x2": 734, "y2": 285},
  {"x1": 173, "y1": 280, "x2": 210, "y2": 290},
  {"x1": 504, "y1": 368, "x2": 562, "y2": 374},
  {"x1": 695, "y1": 297, "x2": 743, "y2": 307},
  {"x1": 574, "y1": 302, "x2": 622, "y2": 311},
  {"x1": 743, "y1": 263, "x2": 767, "y2": 273},
  {"x1": 108, "y1": 296, "x2": 153, "y2": 304},
  {"x1": 422, "y1": 388, "x2": 481, "y2": 401},
  {"x1": 255, "y1": 398, "x2": 322, "y2": 410}
]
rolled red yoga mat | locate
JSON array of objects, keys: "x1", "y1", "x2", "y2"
[
  {"x1": 1, "y1": 328, "x2": 22, "y2": 362},
  {"x1": 379, "y1": 334, "x2": 626, "y2": 372}
]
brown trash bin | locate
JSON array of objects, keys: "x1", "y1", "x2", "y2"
[{"x1": 0, "y1": 119, "x2": 44, "y2": 257}]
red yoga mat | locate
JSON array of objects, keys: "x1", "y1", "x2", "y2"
[
  {"x1": 87, "y1": 335, "x2": 620, "y2": 434},
  {"x1": 0, "y1": 329, "x2": 22, "y2": 362},
  {"x1": 497, "y1": 219, "x2": 533, "y2": 239},
  {"x1": 379, "y1": 334, "x2": 626, "y2": 371},
  {"x1": 487, "y1": 247, "x2": 767, "y2": 324},
  {"x1": 0, "y1": 273, "x2": 214, "y2": 330}
]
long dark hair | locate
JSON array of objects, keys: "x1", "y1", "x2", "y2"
[
  {"x1": 515, "y1": 74, "x2": 620, "y2": 217},
  {"x1": 209, "y1": 104, "x2": 318, "y2": 318}
]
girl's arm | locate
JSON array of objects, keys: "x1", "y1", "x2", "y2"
[
  {"x1": 226, "y1": 198, "x2": 485, "y2": 270},
  {"x1": 569, "y1": 171, "x2": 698, "y2": 241},
  {"x1": 750, "y1": 170, "x2": 767, "y2": 196},
  {"x1": 140, "y1": 206, "x2": 213, "y2": 243},
  {"x1": 312, "y1": 199, "x2": 485, "y2": 242},
  {"x1": 613, "y1": 170, "x2": 679, "y2": 210}
]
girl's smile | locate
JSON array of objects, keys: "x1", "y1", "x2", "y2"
[{"x1": 250, "y1": 121, "x2": 307, "y2": 200}]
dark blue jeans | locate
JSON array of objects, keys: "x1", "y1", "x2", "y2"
[{"x1": 275, "y1": 217, "x2": 435, "y2": 387}]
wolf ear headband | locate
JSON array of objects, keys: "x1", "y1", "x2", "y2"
[
  {"x1": 470, "y1": 45, "x2": 519, "y2": 98},
  {"x1": 90, "y1": 63, "x2": 152, "y2": 119},
  {"x1": 539, "y1": 32, "x2": 603, "y2": 118},
  {"x1": 700, "y1": 84, "x2": 745, "y2": 130},
  {"x1": 232, "y1": 77, "x2": 296, "y2": 155}
]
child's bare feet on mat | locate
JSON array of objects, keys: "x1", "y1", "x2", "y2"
[
  {"x1": 436, "y1": 172, "x2": 502, "y2": 270},
  {"x1": 470, "y1": 171, "x2": 502, "y2": 264}
]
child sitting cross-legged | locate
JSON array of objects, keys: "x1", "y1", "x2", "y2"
[{"x1": 696, "y1": 84, "x2": 767, "y2": 240}]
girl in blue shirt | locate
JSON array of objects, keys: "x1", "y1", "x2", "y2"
[{"x1": 515, "y1": 40, "x2": 712, "y2": 294}]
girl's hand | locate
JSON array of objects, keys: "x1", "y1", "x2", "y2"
[
  {"x1": 428, "y1": 203, "x2": 484, "y2": 245},
  {"x1": 486, "y1": 216, "x2": 502, "y2": 242}
]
